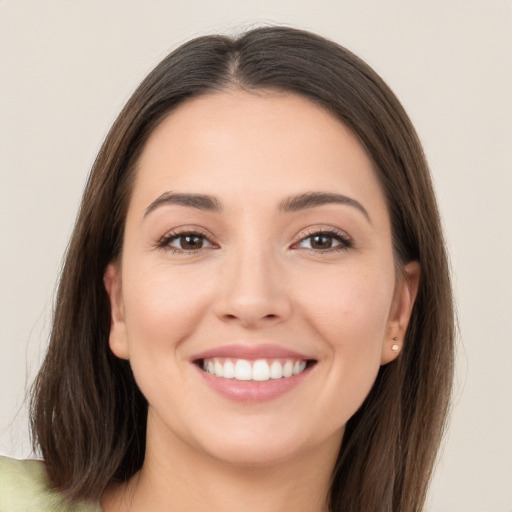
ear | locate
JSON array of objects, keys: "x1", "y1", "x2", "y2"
[
  {"x1": 381, "y1": 261, "x2": 420, "y2": 365},
  {"x1": 103, "y1": 263, "x2": 130, "y2": 360}
]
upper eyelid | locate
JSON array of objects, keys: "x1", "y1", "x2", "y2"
[
  {"x1": 294, "y1": 226, "x2": 352, "y2": 242},
  {"x1": 158, "y1": 226, "x2": 217, "y2": 244}
]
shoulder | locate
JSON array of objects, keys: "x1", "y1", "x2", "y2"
[{"x1": 0, "y1": 456, "x2": 101, "y2": 512}]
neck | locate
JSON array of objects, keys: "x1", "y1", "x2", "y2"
[{"x1": 102, "y1": 410, "x2": 341, "y2": 512}]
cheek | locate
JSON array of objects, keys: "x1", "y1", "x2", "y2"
[
  {"x1": 296, "y1": 266, "x2": 394, "y2": 404},
  {"x1": 121, "y1": 263, "x2": 214, "y2": 353},
  {"x1": 120, "y1": 264, "x2": 217, "y2": 411},
  {"x1": 299, "y1": 265, "x2": 393, "y2": 342}
]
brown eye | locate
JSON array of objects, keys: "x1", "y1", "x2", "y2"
[
  {"x1": 297, "y1": 231, "x2": 351, "y2": 252},
  {"x1": 165, "y1": 232, "x2": 214, "y2": 251},
  {"x1": 310, "y1": 234, "x2": 334, "y2": 250},
  {"x1": 179, "y1": 234, "x2": 204, "y2": 250}
]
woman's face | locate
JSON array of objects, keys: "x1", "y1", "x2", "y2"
[{"x1": 105, "y1": 90, "x2": 418, "y2": 468}]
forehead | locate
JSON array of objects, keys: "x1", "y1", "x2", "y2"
[{"x1": 130, "y1": 90, "x2": 387, "y2": 221}]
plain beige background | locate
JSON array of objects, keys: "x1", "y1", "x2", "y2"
[{"x1": 1, "y1": 1, "x2": 511, "y2": 510}]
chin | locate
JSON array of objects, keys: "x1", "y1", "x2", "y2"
[
  {"x1": 204, "y1": 437, "x2": 308, "y2": 468},
  {"x1": 192, "y1": 419, "x2": 343, "y2": 470}
]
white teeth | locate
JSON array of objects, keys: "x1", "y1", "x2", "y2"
[
  {"x1": 293, "y1": 361, "x2": 307, "y2": 375},
  {"x1": 234, "y1": 359, "x2": 252, "y2": 381},
  {"x1": 270, "y1": 360, "x2": 283, "y2": 379},
  {"x1": 252, "y1": 360, "x2": 270, "y2": 381},
  {"x1": 283, "y1": 361, "x2": 293, "y2": 378},
  {"x1": 214, "y1": 360, "x2": 223, "y2": 377},
  {"x1": 202, "y1": 358, "x2": 309, "y2": 381},
  {"x1": 223, "y1": 360, "x2": 235, "y2": 379}
]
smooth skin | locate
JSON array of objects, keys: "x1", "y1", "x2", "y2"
[{"x1": 102, "y1": 90, "x2": 419, "y2": 512}]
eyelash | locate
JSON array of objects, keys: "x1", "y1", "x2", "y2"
[
  {"x1": 156, "y1": 229, "x2": 215, "y2": 254},
  {"x1": 294, "y1": 228, "x2": 353, "y2": 254},
  {"x1": 157, "y1": 228, "x2": 353, "y2": 255}
]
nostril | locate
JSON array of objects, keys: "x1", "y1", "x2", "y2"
[{"x1": 223, "y1": 313, "x2": 279, "y2": 321}]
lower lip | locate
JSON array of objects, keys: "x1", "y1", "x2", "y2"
[{"x1": 195, "y1": 364, "x2": 313, "y2": 403}]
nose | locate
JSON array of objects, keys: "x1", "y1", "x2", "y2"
[{"x1": 213, "y1": 246, "x2": 293, "y2": 329}]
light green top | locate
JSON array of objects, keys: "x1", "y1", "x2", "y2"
[{"x1": 0, "y1": 456, "x2": 102, "y2": 512}]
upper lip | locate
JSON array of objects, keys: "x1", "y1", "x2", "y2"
[{"x1": 191, "y1": 343, "x2": 315, "y2": 362}]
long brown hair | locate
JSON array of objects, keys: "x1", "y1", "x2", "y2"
[{"x1": 30, "y1": 26, "x2": 454, "y2": 511}]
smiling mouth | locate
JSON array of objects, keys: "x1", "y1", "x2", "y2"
[{"x1": 197, "y1": 358, "x2": 316, "y2": 382}]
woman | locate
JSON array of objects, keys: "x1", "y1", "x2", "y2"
[{"x1": 0, "y1": 26, "x2": 454, "y2": 511}]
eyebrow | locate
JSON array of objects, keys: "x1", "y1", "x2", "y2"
[
  {"x1": 279, "y1": 192, "x2": 371, "y2": 223},
  {"x1": 144, "y1": 191, "x2": 370, "y2": 223},
  {"x1": 144, "y1": 192, "x2": 222, "y2": 217}
]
